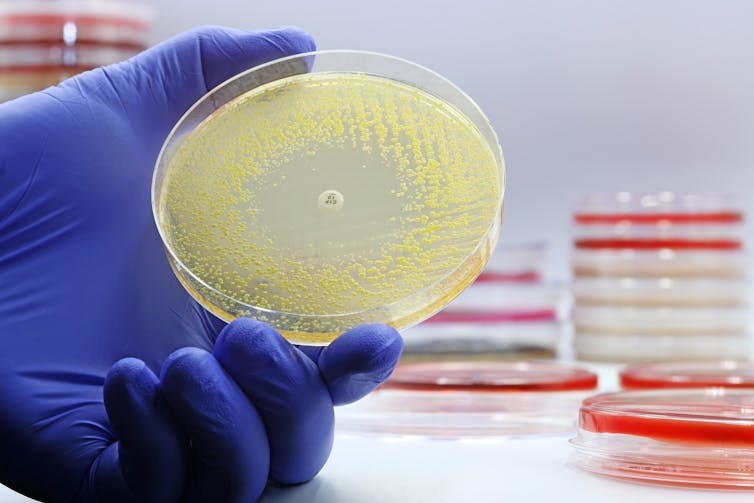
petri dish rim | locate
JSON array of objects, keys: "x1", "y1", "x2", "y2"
[
  {"x1": 620, "y1": 361, "x2": 754, "y2": 389},
  {"x1": 151, "y1": 49, "x2": 505, "y2": 341},
  {"x1": 381, "y1": 361, "x2": 598, "y2": 392}
]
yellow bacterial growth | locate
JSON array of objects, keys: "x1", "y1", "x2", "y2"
[{"x1": 156, "y1": 71, "x2": 503, "y2": 344}]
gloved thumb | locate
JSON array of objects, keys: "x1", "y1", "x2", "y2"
[{"x1": 57, "y1": 25, "x2": 316, "y2": 156}]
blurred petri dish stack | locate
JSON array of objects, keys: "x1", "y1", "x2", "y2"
[
  {"x1": 571, "y1": 192, "x2": 751, "y2": 362},
  {"x1": 0, "y1": 0, "x2": 155, "y2": 102},
  {"x1": 401, "y1": 241, "x2": 569, "y2": 360}
]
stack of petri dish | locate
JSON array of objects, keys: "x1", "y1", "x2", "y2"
[
  {"x1": 571, "y1": 192, "x2": 751, "y2": 362},
  {"x1": 336, "y1": 360, "x2": 598, "y2": 438},
  {"x1": 571, "y1": 361, "x2": 754, "y2": 489},
  {"x1": 0, "y1": 0, "x2": 155, "y2": 102},
  {"x1": 401, "y1": 241, "x2": 569, "y2": 360}
]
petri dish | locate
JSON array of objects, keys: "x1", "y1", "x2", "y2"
[
  {"x1": 573, "y1": 192, "x2": 743, "y2": 226},
  {"x1": 383, "y1": 361, "x2": 596, "y2": 392},
  {"x1": 570, "y1": 388, "x2": 754, "y2": 488},
  {"x1": 152, "y1": 51, "x2": 505, "y2": 344},
  {"x1": 475, "y1": 241, "x2": 547, "y2": 282},
  {"x1": 573, "y1": 305, "x2": 750, "y2": 335},
  {"x1": 401, "y1": 320, "x2": 563, "y2": 358},
  {"x1": 572, "y1": 277, "x2": 750, "y2": 307},
  {"x1": 572, "y1": 248, "x2": 748, "y2": 278},
  {"x1": 620, "y1": 361, "x2": 754, "y2": 389},
  {"x1": 336, "y1": 361, "x2": 597, "y2": 437},
  {"x1": 574, "y1": 332, "x2": 750, "y2": 362},
  {"x1": 436, "y1": 281, "x2": 566, "y2": 315}
]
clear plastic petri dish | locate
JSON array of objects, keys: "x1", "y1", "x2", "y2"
[
  {"x1": 570, "y1": 388, "x2": 754, "y2": 488},
  {"x1": 152, "y1": 51, "x2": 505, "y2": 345},
  {"x1": 574, "y1": 332, "x2": 750, "y2": 362},
  {"x1": 620, "y1": 361, "x2": 754, "y2": 389},
  {"x1": 572, "y1": 277, "x2": 750, "y2": 307},
  {"x1": 336, "y1": 361, "x2": 597, "y2": 437}
]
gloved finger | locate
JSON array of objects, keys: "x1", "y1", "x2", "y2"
[
  {"x1": 213, "y1": 318, "x2": 334, "y2": 485},
  {"x1": 66, "y1": 25, "x2": 316, "y2": 153},
  {"x1": 160, "y1": 347, "x2": 270, "y2": 503},
  {"x1": 95, "y1": 358, "x2": 187, "y2": 502},
  {"x1": 299, "y1": 324, "x2": 403, "y2": 405}
]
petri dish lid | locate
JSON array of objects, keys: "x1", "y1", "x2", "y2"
[
  {"x1": 620, "y1": 361, "x2": 754, "y2": 389},
  {"x1": 152, "y1": 50, "x2": 505, "y2": 345},
  {"x1": 381, "y1": 361, "x2": 598, "y2": 392},
  {"x1": 336, "y1": 360, "x2": 597, "y2": 438},
  {"x1": 571, "y1": 388, "x2": 754, "y2": 488}
]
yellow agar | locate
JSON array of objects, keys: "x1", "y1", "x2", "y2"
[{"x1": 157, "y1": 72, "x2": 503, "y2": 344}]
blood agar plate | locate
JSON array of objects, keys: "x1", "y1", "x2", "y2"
[
  {"x1": 336, "y1": 361, "x2": 597, "y2": 437},
  {"x1": 620, "y1": 361, "x2": 754, "y2": 389},
  {"x1": 153, "y1": 51, "x2": 504, "y2": 344},
  {"x1": 571, "y1": 389, "x2": 754, "y2": 488}
]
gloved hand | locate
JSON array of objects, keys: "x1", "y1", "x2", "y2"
[{"x1": 0, "y1": 26, "x2": 402, "y2": 503}]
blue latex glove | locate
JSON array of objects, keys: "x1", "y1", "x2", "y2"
[{"x1": 0, "y1": 26, "x2": 402, "y2": 503}]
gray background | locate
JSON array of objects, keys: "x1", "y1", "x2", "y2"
[{"x1": 148, "y1": 0, "x2": 754, "y2": 278}]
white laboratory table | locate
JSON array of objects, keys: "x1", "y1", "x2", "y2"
[{"x1": 0, "y1": 363, "x2": 752, "y2": 503}]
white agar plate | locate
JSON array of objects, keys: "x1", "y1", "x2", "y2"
[
  {"x1": 572, "y1": 248, "x2": 748, "y2": 278},
  {"x1": 572, "y1": 277, "x2": 750, "y2": 307},
  {"x1": 574, "y1": 333, "x2": 751, "y2": 362},
  {"x1": 572, "y1": 305, "x2": 750, "y2": 335},
  {"x1": 152, "y1": 51, "x2": 505, "y2": 344}
]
